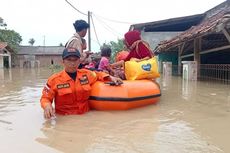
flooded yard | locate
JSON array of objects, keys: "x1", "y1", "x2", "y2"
[{"x1": 0, "y1": 68, "x2": 230, "y2": 153}]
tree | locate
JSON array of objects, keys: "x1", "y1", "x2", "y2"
[
  {"x1": 101, "y1": 39, "x2": 125, "y2": 62},
  {"x1": 0, "y1": 17, "x2": 22, "y2": 50},
  {"x1": 0, "y1": 29, "x2": 22, "y2": 51},
  {"x1": 0, "y1": 17, "x2": 7, "y2": 29},
  {"x1": 28, "y1": 38, "x2": 35, "y2": 46},
  {"x1": 59, "y1": 43, "x2": 63, "y2": 46}
]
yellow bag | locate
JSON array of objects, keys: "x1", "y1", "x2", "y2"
[{"x1": 124, "y1": 57, "x2": 160, "y2": 80}]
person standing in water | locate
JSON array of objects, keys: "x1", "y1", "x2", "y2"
[{"x1": 40, "y1": 48, "x2": 123, "y2": 119}]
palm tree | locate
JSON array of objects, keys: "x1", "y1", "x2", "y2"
[
  {"x1": 28, "y1": 38, "x2": 35, "y2": 46},
  {"x1": 0, "y1": 17, "x2": 7, "y2": 29}
]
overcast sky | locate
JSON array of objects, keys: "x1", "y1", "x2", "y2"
[{"x1": 0, "y1": 0, "x2": 226, "y2": 51}]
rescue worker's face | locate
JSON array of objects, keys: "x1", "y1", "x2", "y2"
[{"x1": 63, "y1": 56, "x2": 80, "y2": 73}]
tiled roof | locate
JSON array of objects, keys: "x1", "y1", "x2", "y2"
[
  {"x1": 156, "y1": 5, "x2": 230, "y2": 52},
  {"x1": 0, "y1": 42, "x2": 7, "y2": 50},
  {"x1": 17, "y1": 46, "x2": 65, "y2": 55},
  {"x1": 0, "y1": 42, "x2": 14, "y2": 52},
  {"x1": 130, "y1": 14, "x2": 204, "y2": 32}
]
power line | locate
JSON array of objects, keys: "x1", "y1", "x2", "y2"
[
  {"x1": 90, "y1": 14, "x2": 101, "y2": 47},
  {"x1": 92, "y1": 13, "x2": 122, "y2": 38},
  {"x1": 64, "y1": 0, "x2": 129, "y2": 47},
  {"x1": 65, "y1": 0, "x2": 134, "y2": 24},
  {"x1": 93, "y1": 13, "x2": 134, "y2": 25},
  {"x1": 65, "y1": 0, "x2": 87, "y2": 16}
]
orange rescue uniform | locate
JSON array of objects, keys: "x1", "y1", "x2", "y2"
[{"x1": 40, "y1": 69, "x2": 109, "y2": 115}]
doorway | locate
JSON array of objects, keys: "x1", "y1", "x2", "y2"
[{"x1": 3, "y1": 56, "x2": 9, "y2": 68}]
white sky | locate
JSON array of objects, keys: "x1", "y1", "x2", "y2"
[{"x1": 0, "y1": 0, "x2": 226, "y2": 51}]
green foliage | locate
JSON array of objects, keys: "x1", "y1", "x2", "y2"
[
  {"x1": 0, "y1": 17, "x2": 7, "y2": 29},
  {"x1": 28, "y1": 38, "x2": 35, "y2": 46},
  {"x1": 0, "y1": 17, "x2": 21, "y2": 51},
  {"x1": 101, "y1": 39, "x2": 125, "y2": 62},
  {"x1": 0, "y1": 29, "x2": 22, "y2": 51}
]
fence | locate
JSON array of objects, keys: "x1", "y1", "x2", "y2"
[
  {"x1": 172, "y1": 64, "x2": 230, "y2": 83},
  {"x1": 200, "y1": 64, "x2": 230, "y2": 83}
]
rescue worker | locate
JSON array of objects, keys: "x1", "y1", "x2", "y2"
[{"x1": 40, "y1": 48, "x2": 123, "y2": 119}]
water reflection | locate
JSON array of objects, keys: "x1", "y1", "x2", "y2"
[
  {"x1": 182, "y1": 79, "x2": 197, "y2": 100},
  {"x1": 227, "y1": 94, "x2": 230, "y2": 112},
  {"x1": 154, "y1": 120, "x2": 222, "y2": 153},
  {"x1": 0, "y1": 68, "x2": 12, "y2": 81},
  {"x1": 0, "y1": 68, "x2": 230, "y2": 153},
  {"x1": 0, "y1": 83, "x2": 42, "y2": 117},
  {"x1": 162, "y1": 74, "x2": 172, "y2": 90},
  {"x1": 36, "y1": 106, "x2": 160, "y2": 153}
]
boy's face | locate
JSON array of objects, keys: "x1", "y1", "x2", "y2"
[{"x1": 80, "y1": 29, "x2": 88, "y2": 37}]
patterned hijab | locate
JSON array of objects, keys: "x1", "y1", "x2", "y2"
[
  {"x1": 124, "y1": 30, "x2": 141, "y2": 47},
  {"x1": 124, "y1": 30, "x2": 152, "y2": 59}
]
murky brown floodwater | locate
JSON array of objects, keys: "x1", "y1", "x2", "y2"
[{"x1": 0, "y1": 68, "x2": 230, "y2": 153}]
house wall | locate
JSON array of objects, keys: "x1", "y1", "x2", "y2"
[
  {"x1": 0, "y1": 56, "x2": 3, "y2": 68},
  {"x1": 141, "y1": 31, "x2": 182, "y2": 50},
  {"x1": 201, "y1": 49, "x2": 230, "y2": 64},
  {"x1": 15, "y1": 54, "x2": 62, "y2": 68},
  {"x1": 0, "y1": 49, "x2": 12, "y2": 68},
  {"x1": 158, "y1": 52, "x2": 178, "y2": 65},
  {"x1": 36, "y1": 55, "x2": 62, "y2": 67}
]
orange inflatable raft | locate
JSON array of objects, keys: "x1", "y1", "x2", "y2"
[{"x1": 89, "y1": 80, "x2": 161, "y2": 110}]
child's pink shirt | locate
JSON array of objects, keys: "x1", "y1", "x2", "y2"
[{"x1": 98, "y1": 57, "x2": 109, "y2": 71}]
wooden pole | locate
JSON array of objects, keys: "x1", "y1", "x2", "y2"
[
  {"x1": 194, "y1": 37, "x2": 201, "y2": 77},
  {"x1": 88, "y1": 11, "x2": 91, "y2": 51}
]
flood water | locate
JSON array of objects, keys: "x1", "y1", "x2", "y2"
[{"x1": 0, "y1": 68, "x2": 230, "y2": 153}]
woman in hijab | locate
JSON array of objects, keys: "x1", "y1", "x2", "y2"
[{"x1": 110, "y1": 30, "x2": 153, "y2": 68}]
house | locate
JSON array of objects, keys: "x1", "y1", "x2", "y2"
[
  {"x1": 129, "y1": 14, "x2": 205, "y2": 50},
  {"x1": 155, "y1": 0, "x2": 230, "y2": 77},
  {"x1": 16, "y1": 46, "x2": 64, "y2": 68},
  {"x1": 0, "y1": 42, "x2": 13, "y2": 68},
  {"x1": 129, "y1": 12, "x2": 205, "y2": 73},
  {"x1": 129, "y1": 0, "x2": 230, "y2": 81}
]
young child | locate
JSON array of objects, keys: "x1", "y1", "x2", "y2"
[
  {"x1": 113, "y1": 51, "x2": 129, "y2": 80},
  {"x1": 84, "y1": 56, "x2": 100, "y2": 70},
  {"x1": 98, "y1": 46, "x2": 113, "y2": 73},
  {"x1": 115, "y1": 50, "x2": 129, "y2": 62}
]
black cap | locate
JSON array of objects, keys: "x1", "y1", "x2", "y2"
[
  {"x1": 73, "y1": 20, "x2": 89, "y2": 32},
  {"x1": 62, "y1": 48, "x2": 81, "y2": 59}
]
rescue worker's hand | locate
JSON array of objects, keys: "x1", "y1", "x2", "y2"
[
  {"x1": 109, "y1": 76, "x2": 123, "y2": 85},
  {"x1": 44, "y1": 103, "x2": 55, "y2": 119}
]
